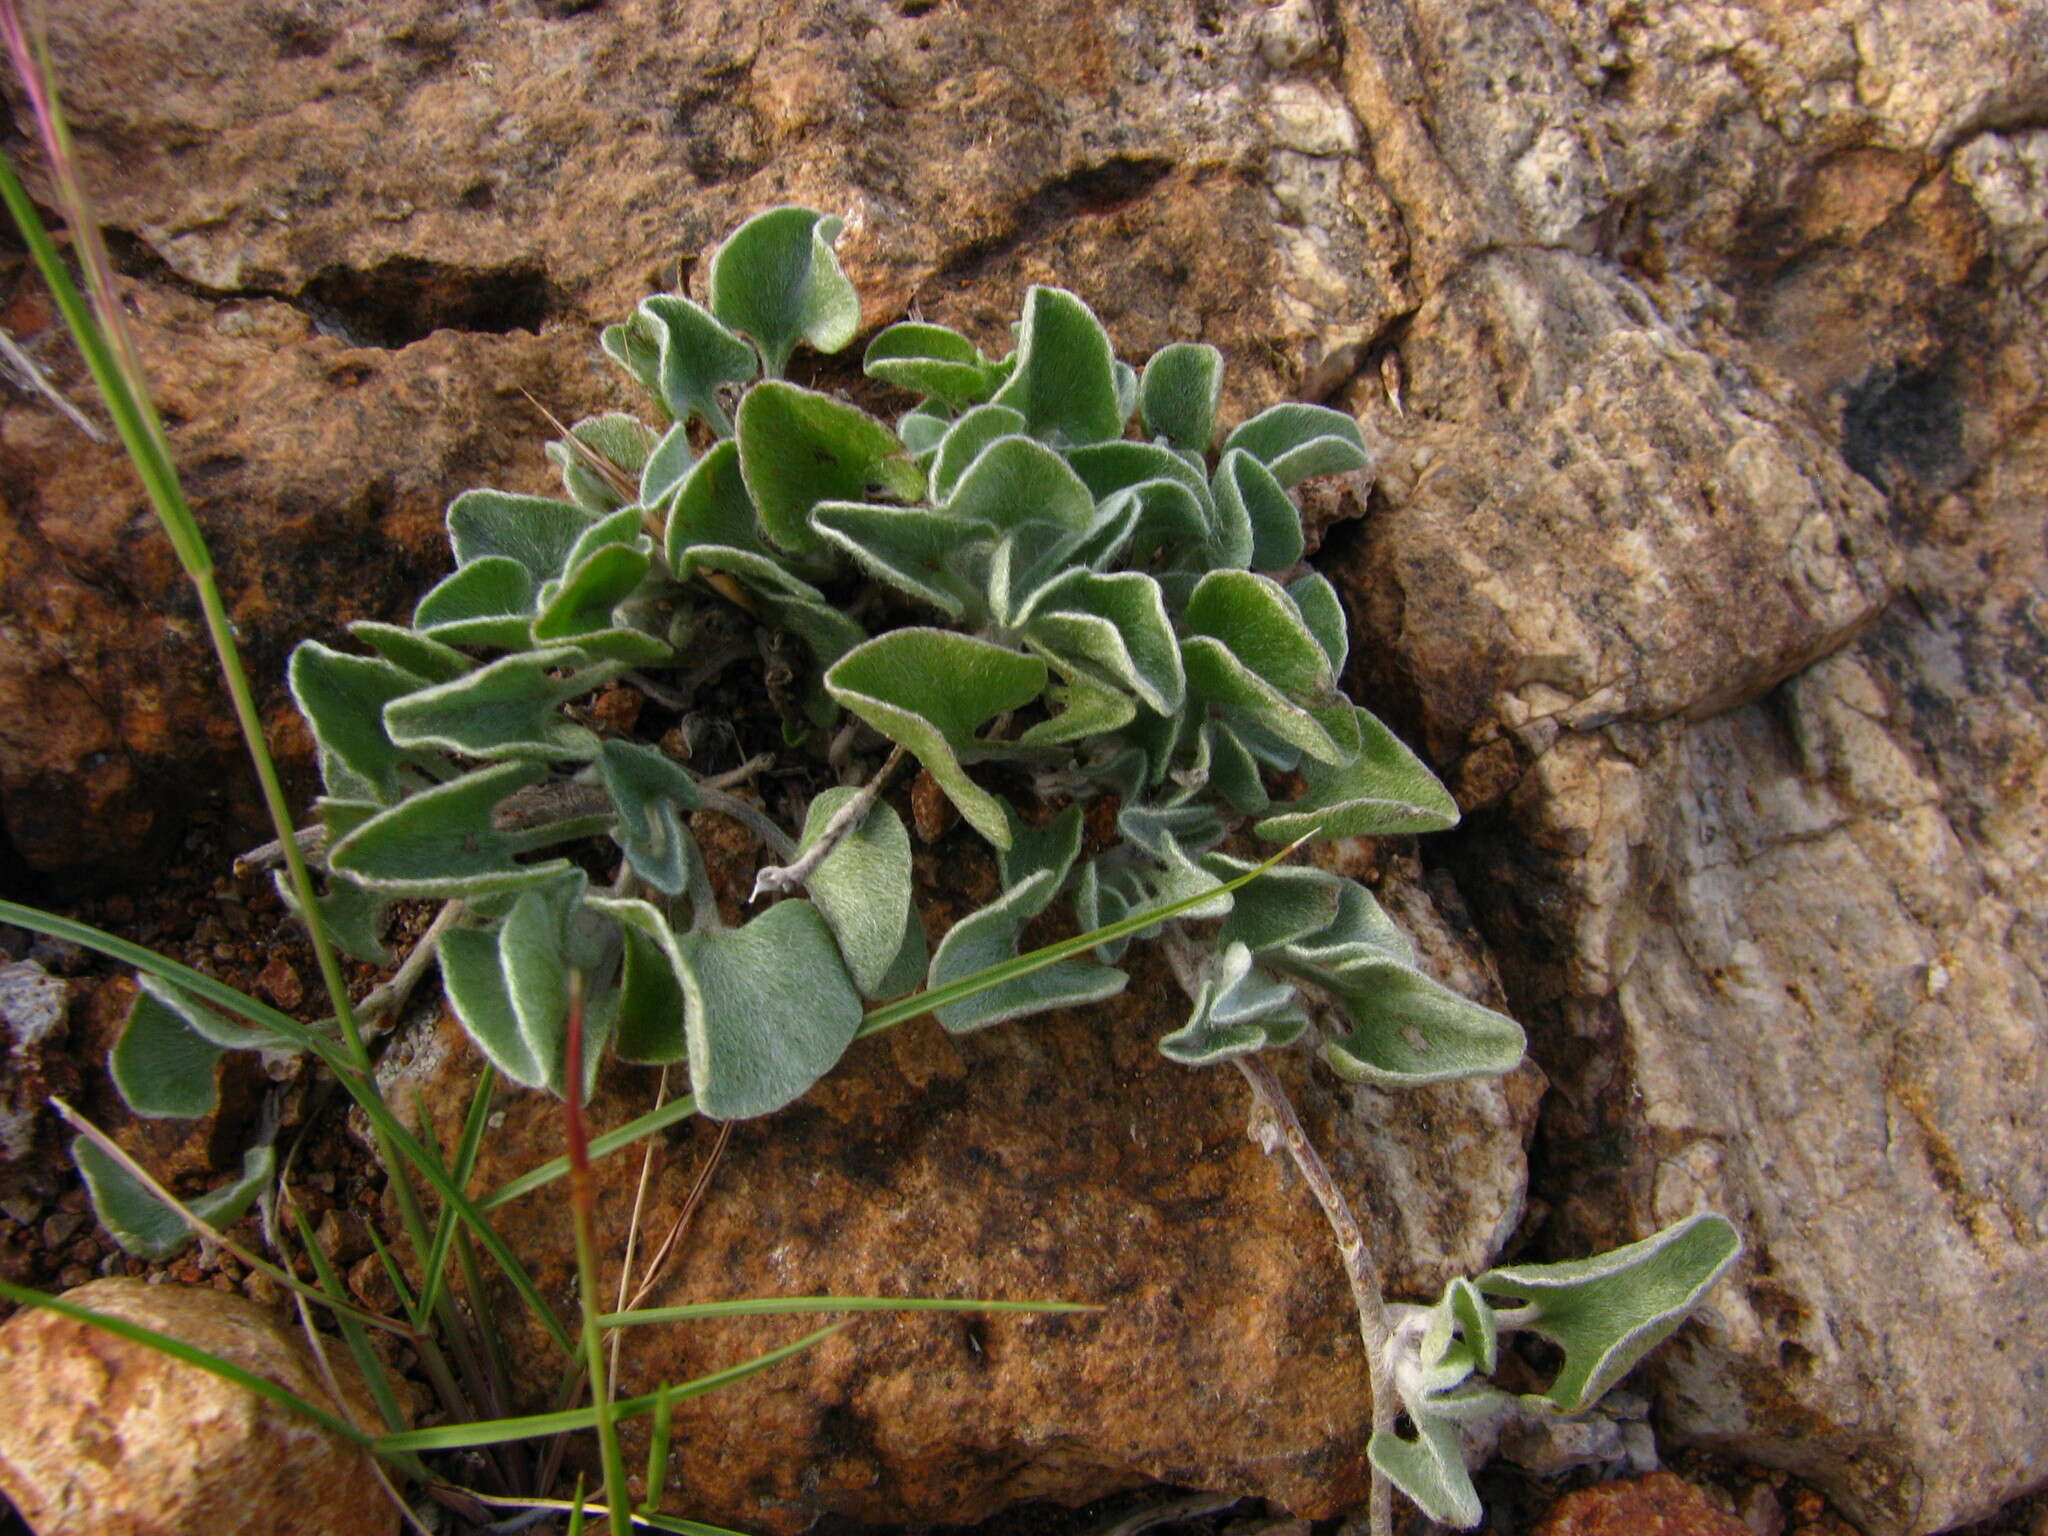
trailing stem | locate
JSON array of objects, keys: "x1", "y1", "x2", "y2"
[
  {"x1": 1161, "y1": 926, "x2": 1396, "y2": 1536},
  {"x1": 1232, "y1": 1053, "x2": 1397, "y2": 1536}
]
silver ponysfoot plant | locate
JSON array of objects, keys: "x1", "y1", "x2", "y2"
[{"x1": 100, "y1": 206, "x2": 1739, "y2": 1530}]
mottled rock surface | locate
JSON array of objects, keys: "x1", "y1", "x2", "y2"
[
  {"x1": 6, "y1": 1, "x2": 2048, "y2": 1533},
  {"x1": 0, "y1": 1277, "x2": 391, "y2": 1536},
  {"x1": 1532, "y1": 1472, "x2": 1751, "y2": 1536}
]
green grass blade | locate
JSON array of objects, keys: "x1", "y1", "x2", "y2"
[
  {"x1": 602, "y1": 1295, "x2": 1097, "y2": 1328},
  {"x1": 372, "y1": 1324, "x2": 843, "y2": 1453},
  {"x1": 483, "y1": 1093, "x2": 701, "y2": 1212},
  {"x1": 293, "y1": 1209, "x2": 409, "y2": 1434},
  {"x1": 0, "y1": 898, "x2": 576, "y2": 1356},
  {"x1": 51, "y1": 1100, "x2": 404, "y2": 1337},
  {"x1": 0, "y1": 153, "x2": 209, "y2": 575},
  {"x1": 858, "y1": 836, "x2": 1308, "y2": 1036},
  {"x1": 0, "y1": 1278, "x2": 370, "y2": 1447},
  {"x1": 416, "y1": 1062, "x2": 498, "y2": 1325}
]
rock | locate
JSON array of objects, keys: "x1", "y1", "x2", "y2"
[
  {"x1": 1533, "y1": 1472, "x2": 1750, "y2": 1536},
  {"x1": 382, "y1": 855, "x2": 1538, "y2": 1534},
  {"x1": 1433, "y1": 33, "x2": 2048, "y2": 1533},
  {"x1": 0, "y1": 959, "x2": 73, "y2": 1162},
  {"x1": 0, "y1": 1276, "x2": 392, "y2": 1536}
]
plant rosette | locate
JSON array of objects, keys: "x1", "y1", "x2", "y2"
[{"x1": 89, "y1": 204, "x2": 1741, "y2": 1532}]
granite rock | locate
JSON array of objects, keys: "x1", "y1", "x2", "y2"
[{"x1": 0, "y1": 1276, "x2": 392, "y2": 1536}]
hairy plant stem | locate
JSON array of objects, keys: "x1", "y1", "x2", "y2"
[
  {"x1": 1159, "y1": 926, "x2": 1395, "y2": 1536},
  {"x1": 1233, "y1": 1052, "x2": 1396, "y2": 1536},
  {"x1": 750, "y1": 742, "x2": 906, "y2": 899}
]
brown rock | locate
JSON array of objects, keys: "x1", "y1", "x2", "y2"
[
  {"x1": 1535, "y1": 1472, "x2": 1750, "y2": 1536},
  {"x1": 0, "y1": 1277, "x2": 392, "y2": 1536}
]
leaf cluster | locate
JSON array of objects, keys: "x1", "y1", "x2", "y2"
[{"x1": 76, "y1": 204, "x2": 1740, "y2": 1531}]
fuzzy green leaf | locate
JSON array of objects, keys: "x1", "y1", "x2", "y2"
[
  {"x1": 1204, "y1": 858, "x2": 1344, "y2": 953},
  {"x1": 1184, "y1": 570, "x2": 1334, "y2": 696},
  {"x1": 825, "y1": 630, "x2": 1047, "y2": 848},
  {"x1": 1288, "y1": 572, "x2": 1348, "y2": 673},
  {"x1": 1255, "y1": 708, "x2": 1459, "y2": 842},
  {"x1": 1476, "y1": 1214, "x2": 1743, "y2": 1413},
  {"x1": 641, "y1": 421, "x2": 697, "y2": 509},
  {"x1": 591, "y1": 900, "x2": 691, "y2": 1064},
  {"x1": 444, "y1": 875, "x2": 616, "y2": 1096},
  {"x1": 795, "y1": 789, "x2": 917, "y2": 997},
  {"x1": 1278, "y1": 877, "x2": 1415, "y2": 969},
  {"x1": 1015, "y1": 673, "x2": 1137, "y2": 746},
  {"x1": 864, "y1": 322, "x2": 1000, "y2": 409},
  {"x1": 547, "y1": 413, "x2": 656, "y2": 513},
  {"x1": 440, "y1": 924, "x2": 546, "y2": 1088},
  {"x1": 996, "y1": 803, "x2": 1083, "y2": 894},
  {"x1": 1220, "y1": 402, "x2": 1370, "y2": 487},
  {"x1": 287, "y1": 642, "x2": 431, "y2": 805},
  {"x1": 665, "y1": 439, "x2": 768, "y2": 567},
  {"x1": 1369, "y1": 1415, "x2": 1483, "y2": 1530},
  {"x1": 597, "y1": 740, "x2": 702, "y2": 897},
  {"x1": 1157, "y1": 942, "x2": 1307, "y2": 1065},
  {"x1": 110, "y1": 982, "x2": 227, "y2": 1118},
  {"x1": 737, "y1": 381, "x2": 922, "y2": 556},
  {"x1": 1211, "y1": 448, "x2": 1301, "y2": 571},
  {"x1": 533, "y1": 541, "x2": 653, "y2": 641},
  {"x1": 1019, "y1": 568, "x2": 1184, "y2": 715},
  {"x1": 1182, "y1": 638, "x2": 1349, "y2": 764},
  {"x1": 1139, "y1": 342, "x2": 1223, "y2": 453},
  {"x1": 808, "y1": 501, "x2": 981, "y2": 619},
  {"x1": 412, "y1": 556, "x2": 538, "y2": 650},
  {"x1": 634, "y1": 293, "x2": 758, "y2": 427},
  {"x1": 944, "y1": 434, "x2": 1096, "y2": 534},
  {"x1": 347, "y1": 622, "x2": 472, "y2": 684},
  {"x1": 708, "y1": 207, "x2": 860, "y2": 377},
  {"x1": 1279, "y1": 954, "x2": 1524, "y2": 1087},
  {"x1": 328, "y1": 761, "x2": 571, "y2": 896},
  {"x1": 384, "y1": 647, "x2": 606, "y2": 761},
  {"x1": 930, "y1": 404, "x2": 1029, "y2": 502},
  {"x1": 448, "y1": 490, "x2": 598, "y2": 582},
  {"x1": 898, "y1": 405, "x2": 951, "y2": 462},
  {"x1": 1198, "y1": 722, "x2": 1271, "y2": 814},
  {"x1": 677, "y1": 900, "x2": 864, "y2": 1119},
  {"x1": 989, "y1": 285, "x2": 1123, "y2": 447},
  {"x1": 272, "y1": 870, "x2": 391, "y2": 966},
  {"x1": 928, "y1": 869, "x2": 1126, "y2": 1033},
  {"x1": 74, "y1": 1137, "x2": 274, "y2": 1261}
]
